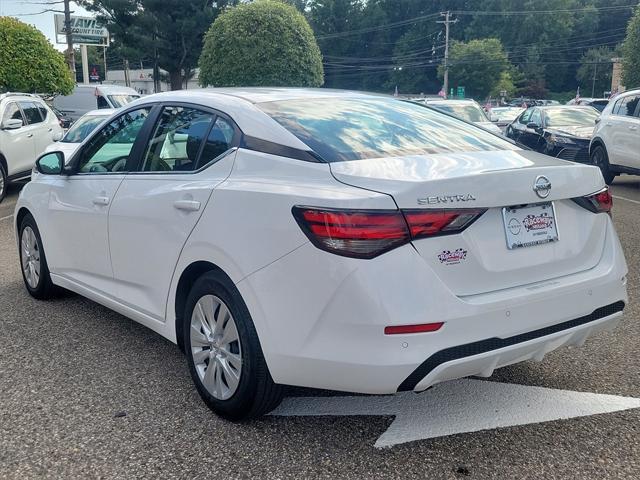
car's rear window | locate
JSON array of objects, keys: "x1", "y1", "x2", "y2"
[
  {"x1": 427, "y1": 103, "x2": 488, "y2": 123},
  {"x1": 257, "y1": 97, "x2": 517, "y2": 162},
  {"x1": 545, "y1": 107, "x2": 599, "y2": 127}
]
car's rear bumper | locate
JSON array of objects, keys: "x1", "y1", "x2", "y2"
[
  {"x1": 237, "y1": 217, "x2": 628, "y2": 394},
  {"x1": 405, "y1": 301, "x2": 623, "y2": 392}
]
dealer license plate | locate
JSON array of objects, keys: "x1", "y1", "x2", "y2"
[{"x1": 502, "y1": 202, "x2": 558, "y2": 250}]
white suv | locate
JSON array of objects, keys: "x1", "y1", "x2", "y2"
[
  {"x1": 590, "y1": 89, "x2": 640, "y2": 184},
  {"x1": 0, "y1": 93, "x2": 63, "y2": 201}
]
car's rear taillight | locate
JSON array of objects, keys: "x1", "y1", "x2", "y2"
[
  {"x1": 292, "y1": 206, "x2": 485, "y2": 259},
  {"x1": 403, "y1": 209, "x2": 486, "y2": 239},
  {"x1": 292, "y1": 207, "x2": 410, "y2": 259},
  {"x1": 573, "y1": 187, "x2": 613, "y2": 214}
]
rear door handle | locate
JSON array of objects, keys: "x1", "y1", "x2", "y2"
[
  {"x1": 174, "y1": 200, "x2": 201, "y2": 212},
  {"x1": 92, "y1": 196, "x2": 110, "y2": 206},
  {"x1": 629, "y1": 125, "x2": 638, "y2": 131},
  {"x1": 27, "y1": 133, "x2": 33, "y2": 138}
]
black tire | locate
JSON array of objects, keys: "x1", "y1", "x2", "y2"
[
  {"x1": 183, "y1": 270, "x2": 283, "y2": 420},
  {"x1": 18, "y1": 213, "x2": 58, "y2": 299},
  {"x1": 590, "y1": 144, "x2": 616, "y2": 185},
  {"x1": 0, "y1": 161, "x2": 7, "y2": 203}
]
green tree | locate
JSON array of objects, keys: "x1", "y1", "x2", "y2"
[
  {"x1": 0, "y1": 17, "x2": 74, "y2": 95},
  {"x1": 490, "y1": 70, "x2": 517, "y2": 98},
  {"x1": 577, "y1": 47, "x2": 613, "y2": 97},
  {"x1": 199, "y1": 0, "x2": 323, "y2": 87},
  {"x1": 622, "y1": 5, "x2": 640, "y2": 89},
  {"x1": 81, "y1": 0, "x2": 236, "y2": 90},
  {"x1": 441, "y1": 38, "x2": 511, "y2": 99}
]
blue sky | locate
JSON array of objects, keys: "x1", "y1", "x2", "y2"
[{"x1": 1, "y1": 0, "x2": 92, "y2": 50}]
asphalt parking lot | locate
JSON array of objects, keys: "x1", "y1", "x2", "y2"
[{"x1": 1, "y1": 178, "x2": 639, "y2": 479}]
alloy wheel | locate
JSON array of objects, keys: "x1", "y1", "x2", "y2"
[
  {"x1": 190, "y1": 294, "x2": 243, "y2": 400},
  {"x1": 21, "y1": 226, "x2": 41, "y2": 289}
]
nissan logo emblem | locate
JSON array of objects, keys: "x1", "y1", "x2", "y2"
[{"x1": 533, "y1": 175, "x2": 551, "y2": 198}]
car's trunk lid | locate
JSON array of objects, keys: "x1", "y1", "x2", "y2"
[{"x1": 330, "y1": 149, "x2": 607, "y2": 296}]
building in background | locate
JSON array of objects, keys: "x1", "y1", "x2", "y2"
[{"x1": 104, "y1": 68, "x2": 200, "y2": 94}]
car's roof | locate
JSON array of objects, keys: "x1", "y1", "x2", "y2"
[
  {"x1": 83, "y1": 108, "x2": 117, "y2": 117},
  {"x1": 76, "y1": 85, "x2": 140, "y2": 94},
  {"x1": 534, "y1": 105, "x2": 597, "y2": 110},
  {"x1": 0, "y1": 92, "x2": 44, "y2": 101},
  {"x1": 144, "y1": 87, "x2": 387, "y2": 105},
  {"x1": 425, "y1": 99, "x2": 478, "y2": 105},
  {"x1": 129, "y1": 88, "x2": 396, "y2": 150},
  {"x1": 614, "y1": 88, "x2": 640, "y2": 99}
]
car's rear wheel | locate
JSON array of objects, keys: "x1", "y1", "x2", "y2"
[
  {"x1": 0, "y1": 162, "x2": 7, "y2": 203},
  {"x1": 183, "y1": 271, "x2": 283, "y2": 420},
  {"x1": 591, "y1": 144, "x2": 616, "y2": 185},
  {"x1": 19, "y1": 214, "x2": 57, "y2": 299}
]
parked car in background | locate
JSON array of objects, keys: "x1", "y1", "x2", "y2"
[
  {"x1": 0, "y1": 92, "x2": 63, "y2": 202},
  {"x1": 51, "y1": 106, "x2": 73, "y2": 129},
  {"x1": 53, "y1": 85, "x2": 140, "y2": 121},
  {"x1": 575, "y1": 98, "x2": 610, "y2": 112},
  {"x1": 15, "y1": 88, "x2": 627, "y2": 420},
  {"x1": 43, "y1": 109, "x2": 116, "y2": 160},
  {"x1": 535, "y1": 100, "x2": 561, "y2": 106},
  {"x1": 506, "y1": 106, "x2": 599, "y2": 163},
  {"x1": 590, "y1": 88, "x2": 640, "y2": 184},
  {"x1": 489, "y1": 107, "x2": 525, "y2": 132},
  {"x1": 423, "y1": 99, "x2": 503, "y2": 135}
]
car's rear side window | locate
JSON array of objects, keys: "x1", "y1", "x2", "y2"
[
  {"x1": 257, "y1": 97, "x2": 516, "y2": 162},
  {"x1": 612, "y1": 95, "x2": 640, "y2": 117},
  {"x1": 19, "y1": 101, "x2": 44, "y2": 125}
]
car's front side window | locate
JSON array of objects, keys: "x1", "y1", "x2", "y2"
[
  {"x1": 529, "y1": 109, "x2": 542, "y2": 126},
  {"x1": 77, "y1": 107, "x2": 151, "y2": 174},
  {"x1": 2, "y1": 102, "x2": 24, "y2": 125},
  {"x1": 519, "y1": 109, "x2": 533, "y2": 124}
]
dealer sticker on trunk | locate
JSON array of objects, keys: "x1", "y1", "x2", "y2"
[{"x1": 502, "y1": 202, "x2": 558, "y2": 250}]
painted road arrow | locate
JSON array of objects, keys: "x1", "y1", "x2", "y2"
[{"x1": 271, "y1": 379, "x2": 640, "y2": 448}]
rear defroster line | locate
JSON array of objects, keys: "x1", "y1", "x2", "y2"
[{"x1": 397, "y1": 301, "x2": 625, "y2": 392}]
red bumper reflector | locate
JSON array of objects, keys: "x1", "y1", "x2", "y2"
[{"x1": 384, "y1": 322, "x2": 444, "y2": 335}]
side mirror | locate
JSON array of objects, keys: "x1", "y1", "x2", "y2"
[
  {"x1": 35, "y1": 151, "x2": 65, "y2": 175},
  {"x1": 526, "y1": 122, "x2": 540, "y2": 130},
  {"x1": 1, "y1": 118, "x2": 23, "y2": 130},
  {"x1": 52, "y1": 131, "x2": 63, "y2": 142},
  {"x1": 490, "y1": 113, "x2": 499, "y2": 122}
]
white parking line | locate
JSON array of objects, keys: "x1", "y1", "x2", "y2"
[
  {"x1": 0, "y1": 214, "x2": 13, "y2": 222},
  {"x1": 613, "y1": 195, "x2": 640, "y2": 205}
]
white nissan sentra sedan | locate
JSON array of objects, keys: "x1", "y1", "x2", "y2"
[{"x1": 15, "y1": 89, "x2": 628, "y2": 420}]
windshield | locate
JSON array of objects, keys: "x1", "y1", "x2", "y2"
[
  {"x1": 427, "y1": 103, "x2": 489, "y2": 123},
  {"x1": 258, "y1": 97, "x2": 516, "y2": 162},
  {"x1": 61, "y1": 115, "x2": 110, "y2": 143},
  {"x1": 107, "y1": 94, "x2": 140, "y2": 108},
  {"x1": 545, "y1": 108, "x2": 599, "y2": 127},
  {"x1": 588, "y1": 100, "x2": 609, "y2": 112}
]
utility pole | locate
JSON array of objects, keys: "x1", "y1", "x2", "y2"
[
  {"x1": 437, "y1": 11, "x2": 457, "y2": 98},
  {"x1": 103, "y1": 46, "x2": 108, "y2": 84},
  {"x1": 591, "y1": 62, "x2": 598, "y2": 98},
  {"x1": 63, "y1": 0, "x2": 76, "y2": 77}
]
